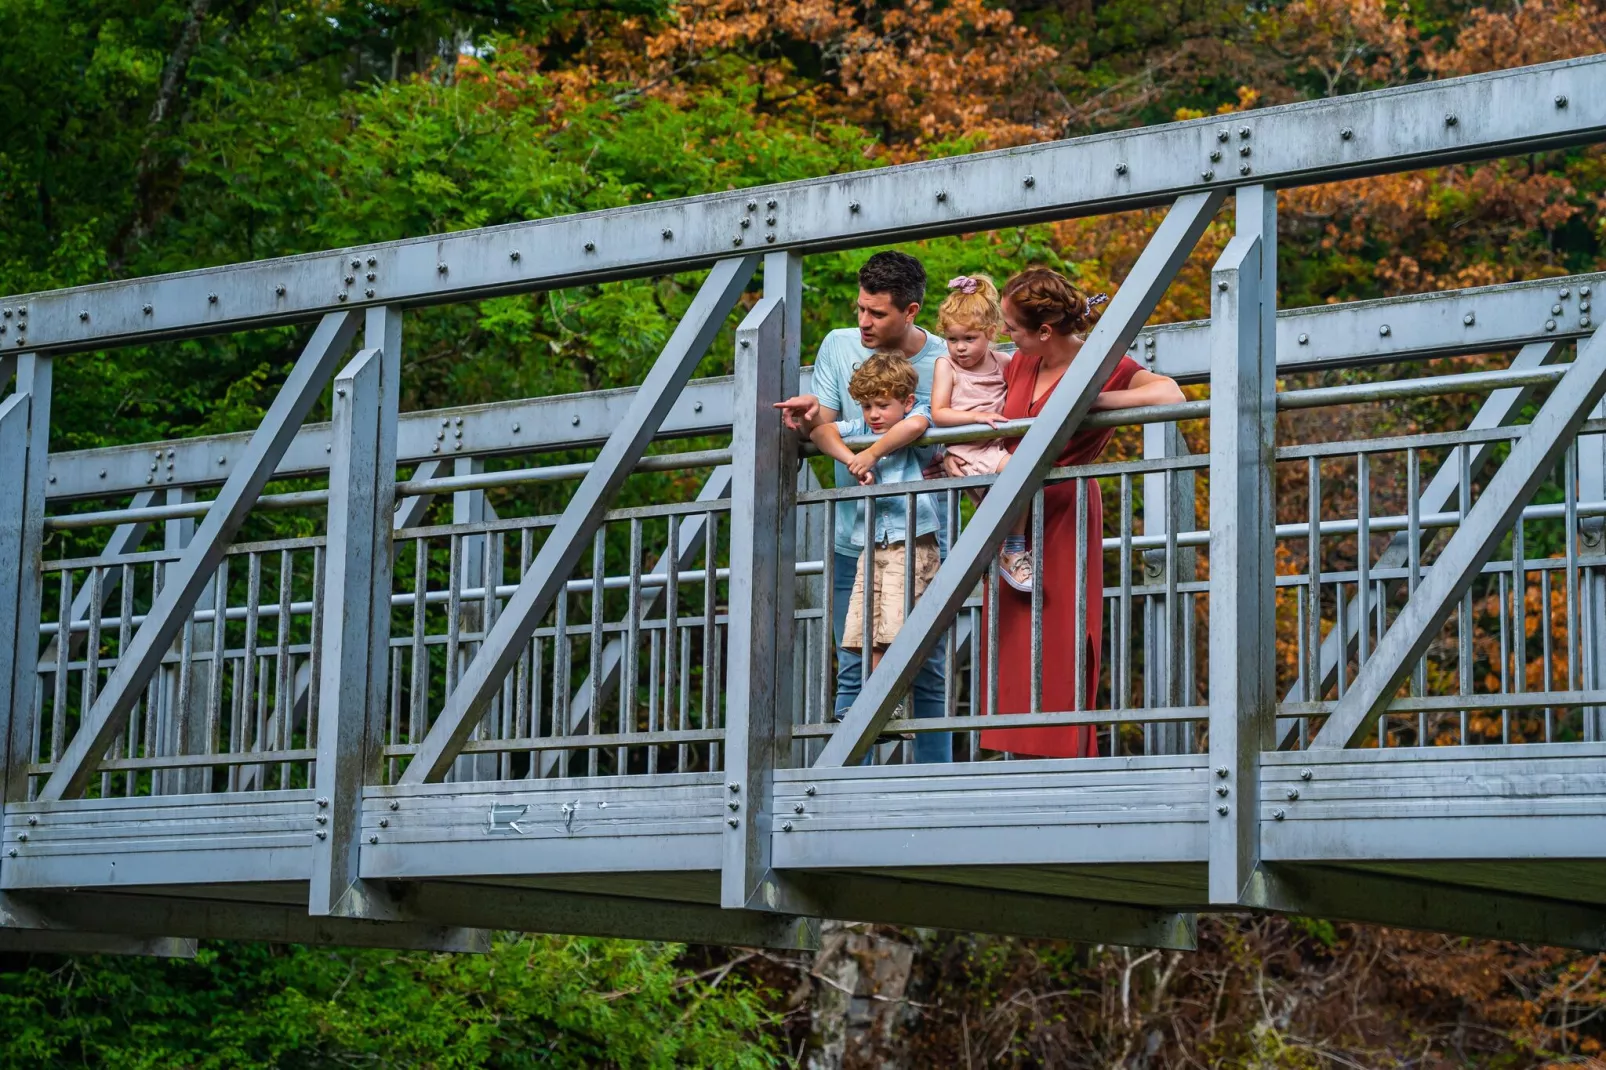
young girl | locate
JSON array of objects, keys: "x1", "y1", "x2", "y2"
[{"x1": 929, "y1": 274, "x2": 1033, "y2": 591}]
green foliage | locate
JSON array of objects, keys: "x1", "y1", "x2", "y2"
[{"x1": 0, "y1": 935, "x2": 779, "y2": 1068}]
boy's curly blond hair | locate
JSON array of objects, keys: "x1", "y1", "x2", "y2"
[{"x1": 848, "y1": 350, "x2": 919, "y2": 405}]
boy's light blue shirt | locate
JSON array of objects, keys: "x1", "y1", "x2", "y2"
[
  {"x1": 812, "y1": 326, "x2": 948, "y2": 557},
  {"x1": 832, "y1": 411, "x2": 943, "y2": 551}
]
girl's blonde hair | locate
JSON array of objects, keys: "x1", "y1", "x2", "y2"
[{"x1": 938, "y1": 274, "x2": 1003, "y2": 335}]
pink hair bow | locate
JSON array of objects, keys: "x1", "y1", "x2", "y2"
[{"x1": 947, "y1": 276, "x2": 979, "y2": 295}]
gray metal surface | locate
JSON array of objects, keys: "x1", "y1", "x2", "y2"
[
  {"x1": 5, "y1": 58, "x2": 1603, "y2": 355},
  {"x1": 399, "y1": 257, "x2": 756, "y2": 784}
]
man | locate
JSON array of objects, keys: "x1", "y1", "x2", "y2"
[{"x1": 775, "y1": 250, "x2": 952, "y2": 763}]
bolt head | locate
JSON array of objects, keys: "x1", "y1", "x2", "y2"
[
  {"x1": 364, "y1": 289, "x2": 375, "y2": 298},
  {"x1": 1201, "y1": 170, "x2": 1214, "y2": 181},
  {"x1": 366, "y1": 272, "x2": 376, "y2": 281},
  {"x1": 1297, "y1": 333, "x2": 1309, "y2": 345},
  {"x1": 1286, "y1": 788, "x2": 1300, "y2": 800},
  {"x1": 1217, "y1": 280, "x2": 1229, "y2": 291},
  {"x1": 661, "y1": 228, "x2": 673, "y2": 239},
  {"x1": 78, "y1": 310, "x2": 88, "y2": 321},
  {"x1": 1340, "y1": 128, "x2": 1353, "y2": 140},
  {"x1": 1239, "y1": 145, "x2": 1251, "y2": 157},
  {"x1": 1023, "y1": 175, "x2": 1035, "y2": 187},
  {"x1": 1581, "y1": 286, "x2": 1591, "y2": 297},
  {"x1": 1463, "y1": 312, "x2": 1476, "y2": 326},
  {"x1": 337, "y1": 292, "x2": 348, "y2": 301},
  {"x1": 1210, "y1": 150, "x2": 1221, "y2": 162},
  {"x1": 1546, "y1": 319, "x2": 1557, "y2": 331},
  {"x1": 747, "y1": 201, "x2": 758, "y2": 210},
  {"x1": 1115, "y1": 163, "x2": 1128, "y2": 175},
  {"x1": 437, "y1": 262, "x2": 448, "y2": 273},
  {"x1": 513, "y1": 422, "x2": 521, "y2": 432},
  {"x1": 1215, "y1": 785, "x2": 1228, "y2": 797},
  {"x1": 510, "y1": 250, "x2": 521, "y2": 261},
  {"x1": 7, "y1": 849, "x2": 14, "y2": 858},
  {"x1": 1239, "y1": 164, "x2": 1252, "y2": 175},
  {"x1": 936, "y1": 190, "x2": 948, "y2": 201},
  {"x1": 849, "y1": 201, "x2": 861, "y2": 213},
  {"x1": 732, "y1": 237, "x2": 743, "y2": 247},
  {"x1": 584, "y1": 241, "x2": 595, "y2": 252},
  {"x1": 782, "y1": 821, "x2": 794, "y2": 832},
  {"x1": 27, "y1": 816, "x2": 36, "y2": 825},
  {"x1": 727, "y1": 817, "x2": 739, "y2": 828},
  {"x1": 728, "y1": 781, "x2": 740, "y2": 791},
  {"x1": 16, "y1": 832, "x2": 27, "y2": 842},
  {"x1": 1217, "y1": 130, "x2": 1230, "y2": 142},
  {"x1": 766, "y1": 234, "x2": 776, "y2": 243},
  {"x1": 1379, "y1": 324, "x2": 1391, "y2": 336},
  {"x1": 317, "y1": 797, "x2": 329, "y2": 807},
  {"x1": 1239, "y1": 126, "x2": 1251, "y2": 138},
  {"x1": 1445, "y1": 113, "x2": 1458, "y2": 126},
  {"x1": 367, "y1": 256, "x2": 377, "y2": 266},
  {"x1": 389, "y1": 800, "x2": 400, "y2": 810},
  {"x1": 727, "y1": 800, "x2": 740, "y2": 811},
  {"x1": 208, "y1": 293, "x2": 218, "y2": 303},
  {"x1": 571, "y1": 414, "x2": 581, "y2": 425},
  {"x1": 1554, "y1": 304, "x2": 1564, "y2": 315},
  {"x1": 1215, "y1": 766, "x2": 1229, "y2": 777},
  {"x1": 794, "y1": 803, "x2": 805, "y2": 814},
  {"x1": 1273, "y1": 809, "x2": 1286, "y2": 820},
  {"x1": 274, "y1": 285, "x2": 285, "y2": 296},
  {"x1": 805, "y1": 785, "x2": 817, "y2": 795},
  {"x1": 369, "y1": 835, "x2": 378, "y2": 844},
  {"x1": 1556, "y1": 94, "x2": 1569, "y2": 107},
  {"x1": 315, "y1": 830, "x2": 327, "y2": 840},
  {"x1": 1216, "y1": 805, "x2": 1229, "y2": 816},
  {"x1": 766, "y1": 199, "x2": 777, "y2": 209},
  {"x1": 1301, "y1": 768, "x2": 1313, "y2": 780},
  {"x1": 1581, "y1": 316, "x2": 1592, "y2": 328},
  {"x1": 351, "y1": 258, "x2": 362, "y2": 269}
]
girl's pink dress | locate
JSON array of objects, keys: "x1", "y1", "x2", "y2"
[{"x1": 940, "y1": 349, "x2": 1012, "y2": 479}]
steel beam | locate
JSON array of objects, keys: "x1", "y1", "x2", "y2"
[
  {"x1": 311, "y1": 310, "x2": 401, "y2": 919},
  {"x1": 397, "y1": 881, "x2": 820, "y2": 950},
  {"x1": 5, "y1": 58, "x2": 1604, "y2": 355},
  {"x1": 1250, "y1": 864, "x2": 1606, "y2": 951},
  {"x1": 1208, "y1": 188, "x2": 1277, "y2": 904},
  {"x1": 724, "y1": 252, "x2": 803, "y2": 911},
  {"x1": 2, "y1": 356, "x2": 50, "y2": 809},
  {"x1": 784, "y1": 872, "x2": 1196, "y2": 949},
  {"x1": 43, "y1": 272, "x2": 1601, "y2": 504},
  {"x1": 38, "y1": 313, "x2": 360, "y2": 801},
  {"x1": 815, "y1": 191, "x2": 1226, "y2": 768},
  {"x1": 553, "y1": 467, "x2": 733, "y2": 776},
  {"x1": 0, "y1": 892, "x2": 488, "y2": 952},
  {"x1": 1310, "y1": 330, "x2": 1606, "y2": 750},
  {"x1": 1276, "y1": 340, "x2": 1565, "y2": 746},
  {"x1": 0, "y1": 930, "x2": 196, "y2": 958},
  {"x1": 399, "y1": 256, "x2": 758, "y2": 784}
]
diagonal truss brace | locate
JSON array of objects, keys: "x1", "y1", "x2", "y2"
[
  {"x1": 39, "y1": 312, "x2": 361, "y2": 801},
  {"x1": 813, "y1": 190, "x2": 1227, "y2": 768},
  {"x1": 400, "y1": 256, "x2": 759, "y2": 784},
  {"x1": 551, "y1": 466, "x2": 733, "y2": 777},
  {"x1": 1277, "y1": 340, "x2": 1565, "y2": 746},
  {"x1": 1309, "y1": 330, "x2": 1606, "y2": 750}
]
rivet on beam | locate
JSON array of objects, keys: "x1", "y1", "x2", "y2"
[
  {"x1": 1556, "y1": 94, "x2": 1569, "y2": 108},
  {"x1": 1115, "y1": 163, "x2": 1129, "y2": 175},
  {"x1": 207, "y1": 293, "x2": 218, "y2": 303},
  {"x1": 274, "y1": 285, "x2": 285, "y2": 297},
  {"x1": 1201, "y1": 170, "x2": 1215, "y2": 181},
  {"x1": 766, "y1": 199, "x2": 777, "y2": 209},
  {"x1": 1240, "y1": 165, "x2": 1252, "y2": 176},
  {"x1": 1340, "y1": 128, "x2": 1353, "y2": 140},
  {"x1": 350, "y1": 258, "x2": 361, "y2": 269},
  {"x1": 78, "y1": 310, "x2": 88, "y2": 321},
  {"x1": 583, "y1": 241, "x2": 595, "y2": 252},
  {"x1": 935, "y1": 190, "x2": 948, "y2": 202},
  {"x1": 1553, "y1": 304, "x2": 1564, "y2": 315},
  {"x1": 1546, "y1": 319, "x2": 1557, "y2": 332},
  {"x1": 1023, "y1": 175, "x2": 1035, "y2": 187},
  {"x1": 849, "y1": 202, "x2": 860, "y2": 213},
  {"x1": 509, "y1": 250, "x2": 521, "y2": 261},
  {"x1": 1210, "y1": 150, "x2": 1222, "y2": 162},
  {"x1": 367, "y1": 256, "x2": 377, "y2": 266},
  {"x1": 1217, "y1": 130, "x2": 1229, "y2": 142},
  {"x1": 661, "y1": 228, "x2": 673, "y2": 239},
  {"x1": 1463, "y1": 312, "x2": 1476, "y2": 325},
  {"x1": 1217, "y1": 280, "x2": 1229, "y2": 291},
  {"x1": 437, "y1": 262, "x2": 448, "y2": 273},
  {"x1": 1379, "y1": 324, "x2": 1391, "y2": 336},
  {"x1": 1239, "y1": 127, "x2": 1251, "y2": 138},
  {"x1": 1445, "y1": 113, "x2": 1459, "y2": 126},
  {"x1": 1297, "y1": 333, "x2": 1310, "y2": 345}
]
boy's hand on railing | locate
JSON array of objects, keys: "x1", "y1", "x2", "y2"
[
  {"x1": 846, "y1": 450, "x2": 877, "y2": 484},
  {"x1": 773, "y1": 395, "x2": 820, "y2": 431},
  {"x1": 855, "y1": 468, "x2": 877, "y2": 486}
]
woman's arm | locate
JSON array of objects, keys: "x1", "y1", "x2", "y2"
[
  {"x1": 1088, "y1": 368, "x2": 1185, "y2": 411},
  {"x1": 931, "y1": 359, "x2": 1007, "y2": 429}
]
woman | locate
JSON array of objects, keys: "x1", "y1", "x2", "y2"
[{"x1": 978, "y1": 268, "x2": 1185, "y2": 758}]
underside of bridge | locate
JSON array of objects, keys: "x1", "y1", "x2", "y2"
[{"x1": 2, "y1": 56, "x2": 1605, "y2": 958}]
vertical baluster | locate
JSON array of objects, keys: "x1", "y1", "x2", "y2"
[
  {"x1": 50, "y1": 571, "x2": 71, "y2": 763},
  {"x1": 274, "y1": 550, "x2": 293, "y2": 788},
  {"x1": 623, "y1": 518, "x2": 642, "y2": 773},
  {"x1": 144, "y1": 565, "x2": 163, "y2": 791},
  {"x1": 1407, "y1": 448, "x2": 1425, "y2": 743},
  {"x1": 701, "y1": 511, "x2": 717, "y2": 773},
  {"x1": 554, "y1": 569, "x2": 570, "y2": 778},
  {"x1": 664, "y1": 517, "x2": 679, "y2": 771},
  {"x1": 1356, "y1": 453, "x2": 1371, "y2": 673},
  {"x1": 986, "y1": 556, "x2": 1000, "y2": 742},
  {"x1": 445, "y1": 534, "x2": 462, "y2": 696},
  {"x1": 120, "y1": 564, "x2": 139, "y2": 797},
  {"x1": 944, "y1": 489, "x2": 959, "y2": 721},
  {"x1": 678, "y1": 628, "x2": 691, "y2": 770},
  {"x1": 1306, "y1": 458, "x2": 1322, "y2": 706},
  {"x1": 647, "y1": 625, "x2": 661, "y2": 775},
  {"x1": 1513, "y1": 515, "x2": 1527, "y2": 743},
  {"x1": 1074, "y1": 479, "x2": 1088, "y2": 713},
  {"x1": 1030, "y1": 487, "x2": 1045, "y2": 715},
  {"x1": 529, "y1": 633, "x2": 544, "y2": 779},
  {"x1": 820, "y1": 501, "x2": 836, "y2": 738},
  {"x1": 86, "y1": 567, "x2": 105, "y2": 797},
  {"x1": 306, "y1": 547, "x2": 323, "y2": 788},
  {"x1": 1458, "y1": 444, "x2": 1474, "y2": 743},
  {"x1": 1163, "y1": 471, "x2": 1180, "y2": 711},
  {"x1": 517, "y1": 529, "x2": 534, "y2": 776},
  {"x1": 389, "y1": 646, "x2": 402, "y2": 783},
  {"x1": 409, "y1": 537, "x2": 429, "y2": 747},
  {"x1": 904, "y1": 492, "x2": 917, "y2": 727},
  {"x1": 241, "y1": 552, "x2": 262, "y2": 786},
  {"x1": 175, "y1": 565, "x2": 196, "y2": 789},
  {"x1": 590, "y1": 527, "x2": 606, "y2": 777},
  {"x1": 1335, "y1": 581, "x2": 1349, "y2": 702},
  {"x1": 1119, "y1": 474, "x2": 1133, "y2": 715},
  {"x1": 1565, "y1": 445, "x2": 1581, "y2": 741},
  {"x1": 1541, "y1": 566, "x2": 1554, "y2": 742},
  {"x1": 1498, "y1": 570, "x2": 1511, "y2": 744}
]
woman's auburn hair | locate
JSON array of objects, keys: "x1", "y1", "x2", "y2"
[{"x1": 1001, "y1": 267, "x2": 1102, "y2": 336}]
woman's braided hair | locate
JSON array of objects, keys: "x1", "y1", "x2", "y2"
[{"x1": 1001, "y1": 267, "x2": 1108, "y2": 336}]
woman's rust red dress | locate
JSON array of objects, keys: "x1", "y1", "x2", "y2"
[{"x1": 978, "y1": 352, "x2": 1144, "y2": 758}]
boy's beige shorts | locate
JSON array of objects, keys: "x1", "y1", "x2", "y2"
[{"x1": 842, "y1": 533, "x2": 942, "y2": 650}]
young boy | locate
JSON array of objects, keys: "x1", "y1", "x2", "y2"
[{"x1": 802, "y1": 351, "x2": 943, "y2": 671}]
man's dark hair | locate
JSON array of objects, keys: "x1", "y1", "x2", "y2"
[{"x1": 857, "y1": 251, "x2": 927, "y2": 310}]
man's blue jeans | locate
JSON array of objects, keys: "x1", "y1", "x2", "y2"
[{"x1": 832, "y1": 551, "x2": 953, "y2": 763}]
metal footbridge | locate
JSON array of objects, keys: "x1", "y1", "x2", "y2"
[{"x1": 2, "y1": 57, "x2": 1606, "y2": 957}]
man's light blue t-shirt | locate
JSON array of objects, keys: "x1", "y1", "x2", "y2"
[
  {"x1": 812, "y1": 327, "x2": 948, "y2": 557},
  {"x1": 832, "y1": 411, "x2": 943, "y2": 551}
]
